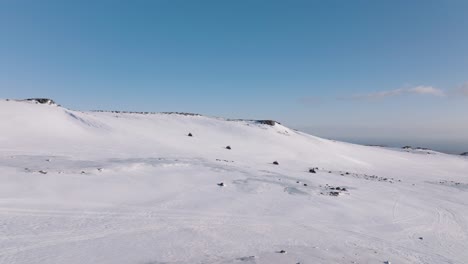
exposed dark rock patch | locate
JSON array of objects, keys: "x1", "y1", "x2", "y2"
[
  {"x1": 257, "y1": 120, "x2": 278, "y2": 126},
  {"x1": 236, "y1": 255, "x2": 256, "y2": 261},
  {"x1": 325, "y1": 169, "x2": 400, "y2": 184},
  {"x1": 433, "y1": 180, "x2": 468, "y2": 189},
  {"x1": 188, "y1": 133, "x2": 193, "y2": 137},
  {"x1": 225, "y1": 146, "x2": 231, "y2": 150},
  {"x1": 272, "y1": 161, "x2": 279, "y2": 165},
  {"x1": 162, "y1": 112, "x2": 201, "y2": 116},
  {"x1": 91, "y1": 110, "x2": 201, "y2": 116},
  {"x1": 402, "y1": 146, "x2": 434, "y2": 154},
  {"x1": 215, "y1": 159, "x2": 234, "y2": 163},
  {"x1": 415, "y1": 147, "x2": 429, "y2": 150},
  {"x1": 320, "y1": 184, "x2": 349, "y2": 196},
  {"x1": 25, "y1": 98, "x2": 56, "y2": 105}
]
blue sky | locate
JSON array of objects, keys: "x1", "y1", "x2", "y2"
[{"x1": 1, "y1": 0, "x2": 468, "y2": 153}]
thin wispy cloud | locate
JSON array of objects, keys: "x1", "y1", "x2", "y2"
[
  {"x1": 408, "y1": 86, "x2": 445, "y2": 96},
  {"x1": 350, "y1": 86, "x2": 445, "y2": 100}
]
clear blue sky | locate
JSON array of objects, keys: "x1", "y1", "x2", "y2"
[{"x1": 1, "y1": 0, "x2": 468, "y2": 153}]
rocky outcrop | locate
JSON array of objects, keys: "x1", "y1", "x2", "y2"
[
  {"x1": 257, "y1": 120, "x2": 278, "y2": 126},
  {"x1": 91, "y1": 110, "x2": 201, "y2": 116},
  {"x1": 25, "y1": 98, "x2": 56, "y2": 105}
]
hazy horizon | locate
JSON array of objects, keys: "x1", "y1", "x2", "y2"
[{"x1": 304, "y1": 134, "x2": 468, "y2": 155}]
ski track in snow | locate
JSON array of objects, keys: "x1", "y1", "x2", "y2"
[{"x1": 0, "y1": 100, "x2": 468, "y2": 264}]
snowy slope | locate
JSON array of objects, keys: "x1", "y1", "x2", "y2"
[{"x1": 0, "y1": 99, "x2": 467, "y2": 264}]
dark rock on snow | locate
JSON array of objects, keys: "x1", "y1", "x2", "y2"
[
  {"x1": 162, "y1": 112, "x2": 201, "y2": 116},
  {"x1": 236, "y1": 256, "x2": 256, "y2": 261},
  {"x1": 25, "y1": 98, "x2": 56, "y2": 105},
  {"x1": 257, "y1": 120, "x2": 278, "y2": 126},
  {"x1": 272, "y1": 161, "x2": 279, "y2": 165}
]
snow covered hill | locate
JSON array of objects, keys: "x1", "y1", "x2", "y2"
[{"x1": 0, "y1": 99, "x2": 467, "y2": 264}]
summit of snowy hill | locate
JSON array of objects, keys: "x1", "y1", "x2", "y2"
[
  {"x1": 1, "y1": 99, "x2": 468, "y2": 264},
  {"x1": 6, "y1": 98, "x2": 58, "y2": 105}
]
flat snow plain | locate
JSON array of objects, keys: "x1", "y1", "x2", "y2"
[{"x1": 0, "y1": 100, "x2": 467, "y2": 264}]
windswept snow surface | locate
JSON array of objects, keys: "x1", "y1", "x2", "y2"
[{"x1": 0, "y1": 99, "x2": 467, "y2": 264}]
